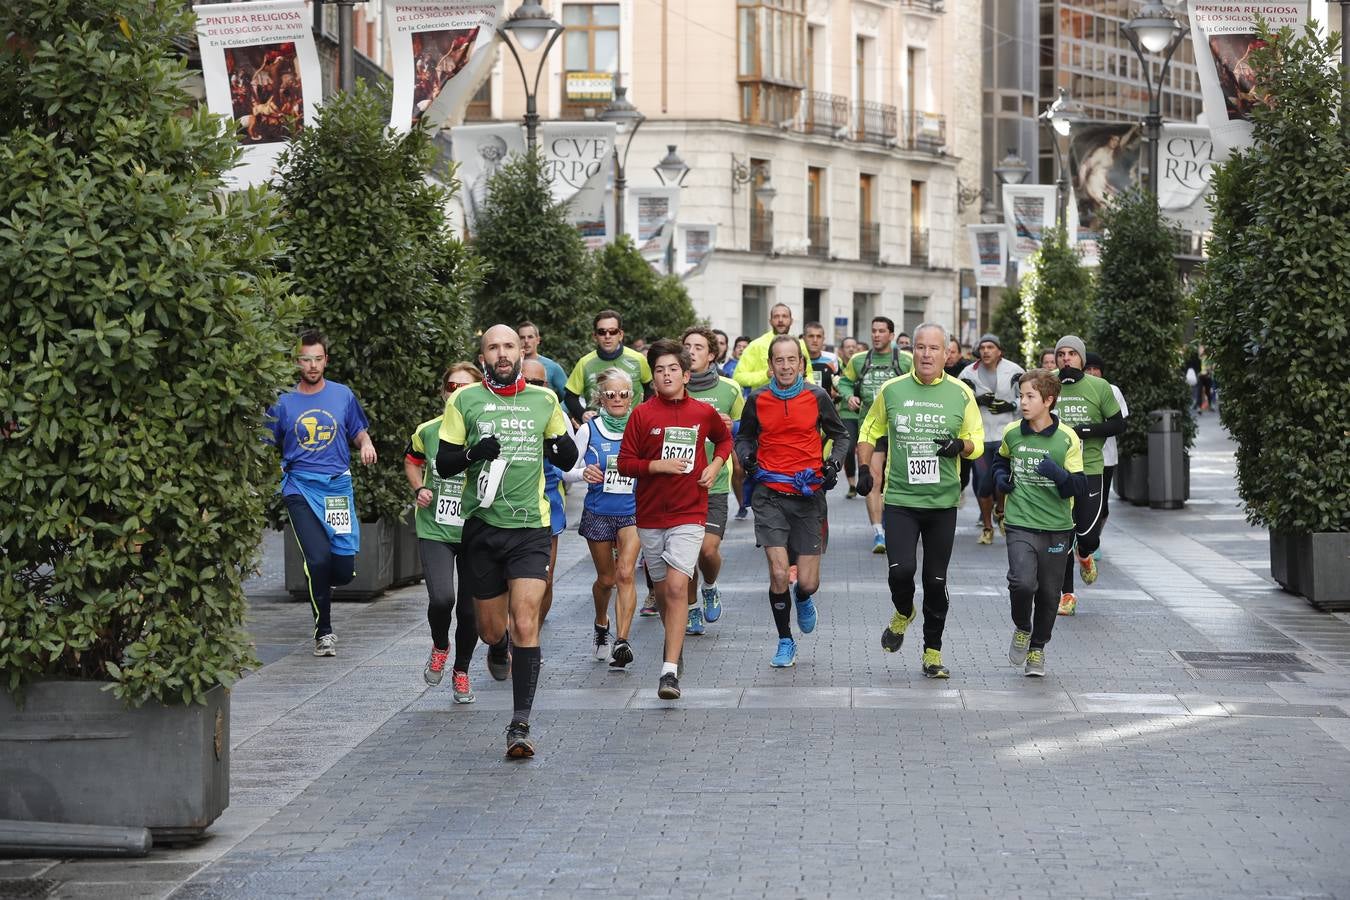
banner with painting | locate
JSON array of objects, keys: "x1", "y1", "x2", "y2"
[
  {"x1": 1158, "y1": 124, "x2": 1216, "y2": 232},
  {"x1": 1069, "y1": 123, "x2": 1141, "y2": 264},
  {"x1": 194, "y1": 0, "x2": 322, "y2": 189},
  {"x1": 1188, "y1": 1, "x2": 1308, "y2": 160},
  {"x1": 1001, "y1": 185, "x2": 1058, "y2": 262},
  {"x1": 449, "y1": 123, "x2": 524, "y2": 231},
  {"x1": 387, "y1": 0, "x2": 503, "y2": 132},
  {"x1": 539, "y1": 122, "x2": 617, "y2": 250},
  {"x1": 966, "y1": 225, "x2": 1008, "y2": 287}
]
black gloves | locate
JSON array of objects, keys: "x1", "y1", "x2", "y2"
[
  {"x1": 468, "y1": 435, "x2": 501, "y2": 462},
  {"x1": 988, "y1": 398, "x2": 1016, "y2": 415},
  {"x1": 994, "y1": 465, "x2": 1015, "y2": 495},
  {"x1": 856, "y1": 466, "x2": 874, "y2": 497},
  {"x1": 934, "y1": 436, "x2": 964, "y2": 458},
  {"x1": 976, "y1": 392, "x2": 995, "y2": 408},
  {"x1": 738, "y1": 451, "x2": 758, "y2": 479},
  {"x1": 821, "y1": 459, "x2": 840, "y2": 491},
  {"x1": 1036, "y1": 456, "x2": 1070, "y2": 486},
  {"x1": 544, "y1": 434, "x2": 578, "y2": 470}
]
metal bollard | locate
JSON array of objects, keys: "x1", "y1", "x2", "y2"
[{"x1": 1147, "y1": 409, "x2": 1186, "y2": 510}]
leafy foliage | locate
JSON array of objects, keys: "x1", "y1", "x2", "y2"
[
  {"x1": 273, "y1": 82, "x2": 479, "y2": 526},
  {"x1": 472, "y1": 151, "x2": 599, "y2": 366},
  {"x1": 1197, "y1": 22, "x2": 1350, "y2": 534},
  {"x1": 1019, "y1": 226, "x2": 1094, "y2": 365},
  {"x1": 594, "y1": 235, "x2": 701, "y2": 342},
  {"x1": 1091, "y1": 189, "x2": 1195, "y2": 457},
  {"x1": 0, "y1": 0, "x2": 304, "y2": 704},
  {"x1": 989, "y1": 285, "x2": 1026, "y2": 368}
]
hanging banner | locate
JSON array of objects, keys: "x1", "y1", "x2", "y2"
[
  {"x1": 1159, "y1": 123, "x2": 1216, "y2": 232},
  {"x1": 1001, "y1": 185, "x2": 1058, "y2": 262},
  {"x1": 626, "y1": 187, "x2": 680, "y2": 273},
  {"x1": 1069, "y1": 122, "x2": 1141, "y2": 260},
  {"x1": 1188, "y1": 1, "x2": 1308, "y2": 160},
  {"x1": 539, "y1": 122, "x2": 617, "y2": 250},
  {"x1": 388, "y1": 0, "x2": 503, "y2": 132},
  {"x1": 449, "y1": 122, "x2": 524, "y2": 231},
  {"x1": 194, "y1": 0, "x2": 321, "y2": 189},
  {"x1": 676, "y1": 224, "x2": 716, "y2": 278},
  {"x1": 966, "y1": 225, "x2": 1007, "y2": 287}
]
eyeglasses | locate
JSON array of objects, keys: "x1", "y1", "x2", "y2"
[
  {"x1": 601, "y1": 389, "x2": 632, "y2": 401},
  {"x1": 526, "y1": 378, "x2": 547, "y2": 387},
  {"x1": 594, "y1": 328, "x2": 621, "y2": 337},
  {"x1": 297, "y1": 355, "x2": 325, "y2": 363},
  {"x1": 445, "y1": 381, "x2": 474, "y2": 393}
]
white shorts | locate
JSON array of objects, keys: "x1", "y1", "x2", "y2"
[{"x1": 638, "y1": 524, "x2": 704, "y2": 581}]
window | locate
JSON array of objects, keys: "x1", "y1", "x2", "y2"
[
  {"x1": 903, "y1": 295, "x2": 928, "y2": 335},
  {"x1": 738, "y1": 0, "x2": 806, "y2": 125},
  {"x1": 859, "y1": 173, "x2": 878, "y2": 263},
  {"x1": 750, "y1": 158, "x2": 774, "y2": 252},
  {"x1": 466, "y1": 78, "x2": 491, "y2": 121},
  {"x1": 852, "y1": 292, "x2": 878, "y2": 338},
  {"x1": 562, "y1": 4, "x2": 619, "y2": 118},
  {"x1": 742, "y1": 285, "x2": 771, "y2": 335}
]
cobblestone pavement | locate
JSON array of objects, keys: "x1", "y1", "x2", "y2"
[{"x1": 5, "y1": 419, "x2": 1349, "y2": 899}]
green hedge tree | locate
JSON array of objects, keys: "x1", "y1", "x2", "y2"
[
  {"x1": 989, "y1": 285, "x2": 1026, "y2": 368},
  {"x1": 0, "y1": 0, "x2": 304, "y2": 704},
  {"x1": 274, "y1": 82, "x2": 479, "y2": 526},
  {"x1": 1197, "y1": 22, "x2": 1350, "y2": 534},
  {"x1": 472, "y1": 151, "x2": 599, "y2": 367},
  {"x1": 594, "y1": 235, "x2": 701, "y2": 342},
  {"x1": 1091, "y1": 189, "x2": 1196, "y2": 458},
  {"x1": 1019, "y1": 226, "x2": 1094, "y2": 365}
]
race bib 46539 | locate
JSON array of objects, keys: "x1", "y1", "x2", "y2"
[{"x1": 324, "y1": 495, "x2": 352, "y2": 534}]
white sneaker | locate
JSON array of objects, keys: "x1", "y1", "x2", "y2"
[{"x1": 314, "y1": 633, "x2": 337, "y2": 657}]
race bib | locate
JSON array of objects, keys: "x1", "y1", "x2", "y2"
[
  {"x1": 906, "y1": 453, "x2": 940, "y2": 485},
  {"x1": 603, "y1": 460, "x2": 635, "y2": 494},
  {"x1": 661, "y1": 426, "x2": 699, "y2": 474},
  {"x1": 434, "y1": 485, "x2": 464, "y2": 526},
  {"x1": 324, "y1": 495, "x2": 352, "y2": 534}
]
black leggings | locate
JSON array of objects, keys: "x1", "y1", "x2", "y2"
[
  {"x1": 843, "y1": 418, "x2": 859, "y2": 479},
  {"x1": 1061, "y1": 473, "x2": 1106, "y2": 593},
  {"x1": 883, "y1": 505, "x2": 958, "y2": 651},
  {"x1": 419, "y1": 539, "x2": 478, "y2": 671},
  {"x1": 285, "y1": 494, "x2": 355, "y2": 639}
]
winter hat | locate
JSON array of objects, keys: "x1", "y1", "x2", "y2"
[
  {"x1": 1084, "y1": 352, "x2": 1105, "y2": 373},
  {"x1": 1055, "y1": 334, "x2": 1087, "y2": 362},
  {"x1": 977, "y1": 333, "x2": 1001, "y2": 350}
]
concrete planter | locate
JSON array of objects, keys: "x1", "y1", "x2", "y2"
[
  {"x1": 284, "y1": 518, "x2": 395, "y2": 601},
  {"x1": 390, "y1": 514, "x2": 424, "y2": 588},
  {"x1": 0, "y1": 682, "x2": 229, "y2": 842},
  {"x1": 1116, "y1": 455, "x2": 1149, "y2": 505},
  {"x1": 1273, "y1": 530, "x2": 1350, "y2": 612},
  {"x1": 1270, "y1": 529, "x2": 1296, "y2": 594}
]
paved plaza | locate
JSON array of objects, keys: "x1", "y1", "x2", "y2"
[{"x1": 4, "y1": 420, "x2": 1349, "y2": 899}]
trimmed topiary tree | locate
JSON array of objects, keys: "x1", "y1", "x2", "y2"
[
  {"x1": 1091, "y1": 188, "x2": 1195, "y2": 458},
  {"x1": 1019, "y1": 225, "x2": 1094, "y2": 365},
  {"x1": 594, "y1": 235, "x2": 701, "y2": 341},
  {"x1": 0, "y1": 0, "x2": 304, "y2": 704},
  {"x1": 989, "y1": 284, "x2": 1025, "y2": 368}
]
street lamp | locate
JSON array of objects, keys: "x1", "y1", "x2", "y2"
[
  {"x1": 957, "y1": 149, "x2": 1031, "y2": 211},
  {"x1": 654, "y1": 145, "x2": 690, "y2": 186},
  {"x1": 598, "y1": 83, "x2": 645, "y2": 237},
  {"x1": 1123, "y1": 1, "x2": 1185, "y2": 201},
  {"x1": 1039, "y1": 87, "x2": 1086, "y2": 226},
  {"x1": 730, "y1": 156, "x2": 776, "y2": 206},
  {"x1": 499, "y1": 0, "x2": 565, "y2": 151}
]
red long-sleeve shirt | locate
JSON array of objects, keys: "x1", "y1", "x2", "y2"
[{"x1": 617, "y1": 392, "x2": 733, "y2": 528}]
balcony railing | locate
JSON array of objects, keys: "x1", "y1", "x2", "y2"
[
  {"x1": 751, "y1": 211, "x2": 774, "y2": 253},
  {"x1": 860, "y1": 222, "x2": 881, "y2": 263},
  {"x1": 807, "y1": 216, "x2": 830, "y2": 258},
  {"x1": 911, "y1": 228, "x2": 930, "y2": 267},
  {"x1": 901, "y1": 110, "x2": 947, "y2": 152},
  {"x1": 854, "y1": 101, "x2": 898, "y2": 145},
  {"x1": 900, "y1": 0, "x2": 946, "y2": 11},
  {"x1": 798, "y1": 91, "x2": 850, "y2": 136}
]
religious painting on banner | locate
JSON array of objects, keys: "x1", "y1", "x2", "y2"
[
  {"x1": 449, "y1": 123, "x2": 524, "y2": 232},
  {"x1": 1069, "y1": 123, "x2": 1141, "y2": 260},
  {"x1": 387, "y1": 0, "x2": 503, "y2": 132},
  {"x1": 1001, "y1": 185, "x2": 1058, "y2": 262},
  {"x1": 194, "y1": 0, "x2": 322, "y2": 189}
]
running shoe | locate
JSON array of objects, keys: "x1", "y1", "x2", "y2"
[
  {"x1": 996, "y1": 512, "x2": 1006, "y2": 537},
  {"x1": 657, "y1": 672, "x2": 681, "y2": 699},
  {"x1": 795, "y1": 593, "x2": 818, "y2": 634},
  {"x1": 1008, "y1": 630, "x2": 1031, "y2": 667},
  {"x1": 505, "y1": 721, "x2": 534, "y2": 759},
  {"x1": 872, "y1": 533, "x2": 887, "y2": 555},
  {"x1": 1024, "y1": 648, "x2": 1046, "y2": 677},
  {"x1": 770, "y1": 637, "x2": 797, "y2": 668},
  {"x1": 486, "y1": 640, "x2": 511, "y2": 680},
  {"x1": 1078, "y1": 553, "x2": 1099, "y2": 585},
  {"x1": 702, "y1": 585, "x2": 722, "y2": 623},
  {"x1": 451, "y1": 669, "x2": 475, "y2": 704},
  {"x1": 686, "y1": 606, "x2": 706, "y2": 636},
  {"x1": 922, "y1": 648, "x2": 950, "y2": 679},
  {"x1": 609, "y1": 639, "x2": 634, "y2": 670},
  {"x1": 847, "y1": 486, "x2": 857, "y2": 499},
  {"x1": 594, "y1": 624, "x2": 611, "y2": 661},
  {"x1": 1093, "y1": 549, "x2": 1101, "y2": 562},
  {"x1": 880, "y1": 610, "x2": 913, "y2": 653},
  {"x1": 977, "y1": 526, "x2": 994, "y2": 545},
  {"x1": 734, "y1": 506, "x2": 749, "y2": 521},
  {"x1": 639, "y1": 591, "x2": 659, "y2": 617},
  {"x1": 1057, "y1": 592, "x2": 1077, "y2": 616},
  {"x1": 313, "y1": 633, "x2": 337, "y2": 657},
  {"x1": 423, "y1": 646, "x2": 449, "y2": 685}
]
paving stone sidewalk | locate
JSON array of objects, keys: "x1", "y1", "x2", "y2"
[{"x1": 4, "y1": 419, "x2": 1349, "y2": 899}]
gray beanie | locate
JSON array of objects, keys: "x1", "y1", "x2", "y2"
[
  {"x1": 977, "y1": 333, "x2": 1001, "y2": 350},
  {"x1": 1055, "y1": 334, "x2": 1087, "y2": 362}
]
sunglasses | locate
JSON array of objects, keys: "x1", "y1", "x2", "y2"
[
  {"x1": 445, "y1": 381, "x2": 474, "y2": 393},
  {"x1": 601, "y1": 389, "x2": 632, "y2": 401},
  {"x1": 595, "y1": 328, "x2": 621, "y2": 337},
  {"x1": 526, "y1": 378, "x2": 547, "y2": 387}
]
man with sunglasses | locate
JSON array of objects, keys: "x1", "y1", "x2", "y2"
[{"x1": 565, "y1": 309, "x2": 653, "y2": 422}]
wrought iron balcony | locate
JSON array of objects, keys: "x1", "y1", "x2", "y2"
[
  {"x1": 902, "y1": 110, "x2": 947, "y2": 153},
  {"x1": 807, "y1": 216, "x2": 830, "y2": 258},
  {"x1": 900, "y1": 0, "x2": 946, "y2": 11},
  {"x1": 799, "y1": 91, "x2": 850, "y2": 136},
  {"x1": 854, "y1": 101, "x2": 898, "y2": 146},
  {"x1": 911, "y1": 228, "x2": 930, "y2": 267},
  {"x1": 751, "y1": 211, "x2": 774, "y2": 253},
  {"x1": 860, "y1": 222, "x2": 881, "y2": 263}
]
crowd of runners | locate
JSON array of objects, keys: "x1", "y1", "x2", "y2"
[{"x1": 266, "y1": 303, "x2": 1128, "y2": 758}]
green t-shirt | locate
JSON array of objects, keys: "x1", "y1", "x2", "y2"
[
  {"x1": 688, "y1": 374, "x2": 745, "y2": 495},
  {"x1": 409, "y1": 416, "x2": 467, "y2": 544},
  {"x1": 859, "y1": 372, "x2": 984, "y2": 509},
  {"x1": 839, "y1": 348, "x2": 914, "y2": 411},
  {"x1": 1054, "y1": 372, "x2": 1121, "y2": 476},
  {"x1": 438, "y1": 383, "x2": 568, "y2": 530},
  {"x1": 565, "y1": 346, "x2": 652, "y2": 412},
  {"x1": 998, "y1": 417, "x2": 1084, "y2": 532}
]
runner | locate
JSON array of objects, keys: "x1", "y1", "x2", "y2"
[
  {"x1": 732, "y1": 303, "x2": 815, "y2": 391},
  {"x1": 564, "y1": 309, "x2": 653, "y2": 422},
  {"x1": 616, "y1": 339, "x2": 732, "y2": 700},
  {"x1": 266, "y1": 329, "x2": 377, "y2": 658},
  {"x1": 958, "y1": 334, "x2": 1024, "y2": 545},
  {"x1": 896, "y1": 331, "x2": 913, "y2": 352},
  {"x1": 1038, "y1": 348, "x2": 1057, "y2": 371},
  {"x1": 517, "y1": 320, "x2": 568, "y2": 400},
  {"x1": 1052, "y1": 335, "x2": 1124, "y2": 616},
  {"x1": 434, "y1": 325, "x2": 578, "y2": 758},
  {"x1": 682, "y1": 326, "x2": 745, "y2": 634},
  {"x1": 856, "y1": 323, "x2": 983, "y2": 679},
  {"x1": 405, "y1": 362, "x2": 480, "y2": 702},
  {"x1": 1083, "y1": 352, "x2": 1128, "y2": 562},
  {"x1": 722, "y1": 336, "x2": 749, "y2": 378},
  {"x1": 736, "y1": 335, "x2": 848, "y2": 667},
  {"x1": 523, "y1": 359, "x2": 570, "y2": 624},
  {"x1": 712, "y1": 329, "x2": 730, "y2": 370},
  {"x1": 567, "y1": 367, "x2": 640, "y2": 669},
  {"x1": 991, "y1": 368, "x2": 1086, "y2": 676},
  {"x1": 802, "y1": 321, "x2": 838, "y2": 397},
  {"x1": 838, "y1": 316, "x2": 913, "y2": 553},
  {"x1": 836, "y1": 336, "x2": 862, "y2": 497}
]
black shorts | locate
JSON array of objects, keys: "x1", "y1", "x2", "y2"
[
  {"x1": 751, "y1": 484, "x2": 826, "y2": 555},
  {"x1": 462, "y1": 518, "x2": 552, "y2": 599},
  {"x1": 704, "y1": 492, "x2": 729, "y2": 537}
]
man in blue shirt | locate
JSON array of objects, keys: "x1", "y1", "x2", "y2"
[
  {"x1": 518, "y1": 320, "x2": 568, "y2": 401},
  {"x1": 266, "y1": 329, "x2": 377, "y2": 657}
]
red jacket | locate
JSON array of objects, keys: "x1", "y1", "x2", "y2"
[
  {"x1": 735, "y1": 383, "x2": 849, "y2": 494},
  {"x1": 617, "y1": 392, "x2": 733, "y2": 528}
]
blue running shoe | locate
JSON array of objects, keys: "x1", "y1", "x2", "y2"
[
  {"x1": 702, "y1": 585, "x2": 722, "y2": 623},
  {"x1": 685, "y1": 606, "x2": 706, "y2": 636},
  {"x1": 795, "y1": 594, "x2": 818, "y2": 634},
  {"x1": 872, "y1": 533, "x2": 886, "y2": 555},
  {"x1": 770, "y1": 637, "x2": 797, "y2": 668}
]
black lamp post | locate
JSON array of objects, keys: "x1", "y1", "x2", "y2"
[
  {"x1": 499, "y1": 1, "x2": 565, "y2": 151},
  {"x1": 1122, "y1": 1, "x2": 1186, "y2": 202},
  {"x1": 653, "y1": 145, "x2": 690, "y2": 274},
  {"x1": 599, "y1": 84, "x2": 645, "y2": 237},
  {"x1": 958, "y1": 149, "x2": 1031, "y2": 211},
  {"x1": 1038, "y1": 87, "x2": 1086, "y2": 227}
]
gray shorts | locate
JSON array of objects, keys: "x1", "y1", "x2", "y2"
[
  {"x1": 704, "y1": 492, "x2": 729, "y2": 538},
  {"x1": 752, "y1": 484, "x2": 826, "y2": 555},
  {"x1": 638, "y1": 524, "x2": 704, "y2": 581}
]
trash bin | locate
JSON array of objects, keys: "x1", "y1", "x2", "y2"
[{"x1": 1147, "y1": 409, "x2": 1186, "y2": 510}]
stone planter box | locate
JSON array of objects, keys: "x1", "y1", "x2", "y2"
[
  {"x1": 1272, "y1": 530, "x2": 1350, "y2": 612},
  {"x1": 284, "y1": 517, "x2": 395, "y2": 602},
  {"x1": 390, "y1": 514, "x2": 424, "y2": 588},
  {"x1": 0, "y1": 682, "x2": 229, "y2": 843},
  {"x1": 1116, "y1": 455, "x2": 1148, "y2": 505}
]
